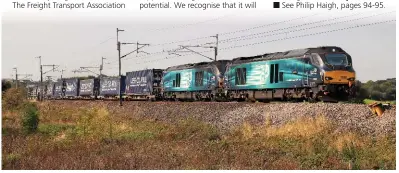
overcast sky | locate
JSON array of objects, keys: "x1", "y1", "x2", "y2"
[{"x1": 1, "y1": 0, "x2": 396, "y2": 82}]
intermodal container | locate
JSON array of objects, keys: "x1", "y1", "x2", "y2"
[
  {"x1": 99, "y1": 76, "x2": 126, "y2": 96},
  {"x1": 125, "y1": 69, "x2": 157, "y2": 95},
  {"x1": 64, "y1": 78, "x2": 80, "y2": 97},
  {"x1": 79, "y1": 78, "x2": 100, "y2": 97}
]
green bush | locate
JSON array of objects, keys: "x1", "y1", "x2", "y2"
[
  {"x1": 357, "y1": 79, "x2": 396, "y2": 101},
  {"x1": 21, "y1": 103, "x2": 39, "y2": 134},
  {"x1": 2, "y1": 87, "x2": 27, "y2": 111}
]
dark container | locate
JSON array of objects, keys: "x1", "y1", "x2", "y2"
[
  {"x1": 46, "y1": 83, "x2": 54, "y2": 97},
  {"x1": 54, "y1": 81, "x2": 63, "y2": 98},
  {"x1": 99, "y1": 76, "x2": 126, "y2": 96},
  {"x1": 38, "y1": 85, "x2": 46, "y2": 96},
  {"x1": 64, "y1": 78, "x2": 80, "y2": 97},
  {"x1": 79, "y1": 78, "x2": 100, "y2": 97},
  {"x1": 125, "y1": 69, "x2": 163, "y2": 95}
]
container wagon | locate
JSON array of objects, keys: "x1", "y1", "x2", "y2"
[
  {"x1": 64, "y1": 78, "x2": 80, "y2": 99},
  {"x1": 45, "y1": 83, "x2": 54, "y2": 99},
  {"x1": 79, "y1": 78, "x2": 100, "y2": 99},
  {"x1": 53, "y1": 81, "x2": 64, "y2": 99},
  {"x1": 98, "y1": 76, "x2": 126, "y2": 100},
  {"x1": 125, "y1": 69, "x2": 164, "y2": 101},
  {"x1": 26, "y1": 83, "x2": 39, "y2": 100}
]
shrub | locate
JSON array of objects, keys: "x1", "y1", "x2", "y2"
[
  {"x1": 2, "y1": 87, "x2": 27, "y2": 111},
  {"x1": 74, "y1": 107, "x2": 112, "y2": 139},
  {"x1": 21, "y1": 102, "x2": 39, "y2": 134}
]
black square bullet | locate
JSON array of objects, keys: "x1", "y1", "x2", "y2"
[{"x1": 273, "y1": 2, "x2": 280, "y2": 8}]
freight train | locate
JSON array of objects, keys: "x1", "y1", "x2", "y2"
[{"x1": 26, "y1": 46, "x2": 357, "y2": 102}]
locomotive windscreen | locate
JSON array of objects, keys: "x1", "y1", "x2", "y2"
[{"x1": 325, "y1": 54, "x2": 349, "y2": 66}]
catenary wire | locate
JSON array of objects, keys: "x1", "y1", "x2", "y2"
[
  {"x1": 108, "y1": 11, "x2": 390, "y2": 65},
  {"x1": 134, "y1": 19, "x2": 395, "y2": 65}
]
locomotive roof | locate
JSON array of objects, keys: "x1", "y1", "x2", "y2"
[
  {"x1": 166, "y1": 60, "x2": 230, "y2": 71},
  {"x1": 231, "y1": 46, "x2": 346, "y2": 63}
]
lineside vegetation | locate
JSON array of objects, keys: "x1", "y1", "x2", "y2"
[{"x1": 1, "y1": 87, "x2": 395, "y2": 169}]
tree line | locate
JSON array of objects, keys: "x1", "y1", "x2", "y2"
[{"x1": 355, "y1": 78, "x2": 396, "y2": 101}]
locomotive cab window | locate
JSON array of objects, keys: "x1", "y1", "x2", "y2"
[
  {"x1": 195, "y1": 71, "x2": 204, "y2": 86},
  {"x1": 325, "y1": 54, "x2": 349, "y2": 66},
  {"x1": 235, "y1": 68, "x2": 247, "y2": 85}
]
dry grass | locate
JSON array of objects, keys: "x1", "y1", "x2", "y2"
[
  {"x1": 261, "y1": 115, "x2": 330, "y2": 139},
  {"x1": 2, "y1": 101, "x2": 396, "y2": 170}
]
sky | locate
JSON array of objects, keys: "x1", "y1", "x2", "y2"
[{"x1": 1, "y1": 0, "x2": 396, "y2": 82}]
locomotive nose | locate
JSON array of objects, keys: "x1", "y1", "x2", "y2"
[{"x1": 323, "y1": 70, "x2": 356, "y2": 85}]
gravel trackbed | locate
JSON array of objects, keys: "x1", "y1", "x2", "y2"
[{"x1": 43, "y1": 101, "x2": 396, "y2": 136}]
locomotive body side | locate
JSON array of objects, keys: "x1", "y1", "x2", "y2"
[
  {"x1": 163, "y1": 60, "x2": 230, "y2": 101},
  {"x1": 225, "y1": 58, "x2": 321, "y2": 90},
  {"x1": 225, "y1": 56, "x2": 320, "y2": 101}
]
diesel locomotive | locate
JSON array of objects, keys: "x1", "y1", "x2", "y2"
[
  {"x1": 223, "y1": 46, "x2": 356, "y2": 102},
  {"x1": 162, "y1": 60, "x2": 230, "y2": 101},
  {"x1": 28, "y1": 46, "x2": 356, "y2": 102}
]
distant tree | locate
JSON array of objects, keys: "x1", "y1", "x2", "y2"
[
  {"x1": 2, "y1": 80, "x2": 12, "y2": 93},
  {"x1": 356, "y1": 78, "x2": 396, "y2": 101}
]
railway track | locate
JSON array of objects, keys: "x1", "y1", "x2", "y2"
[
  {"x1": 36, "y1": 98, "x2": 345, "y2": 104},
  {"x1": 36, "y1": 100, "x2": 396, "y2": 137}
]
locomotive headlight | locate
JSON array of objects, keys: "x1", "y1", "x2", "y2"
[
  {"x1": 325, "y1": 76, "x2": 333, "y2": 80},
  {"x1": 347, "y1": 77, "x2": 355, "y2": 81}
]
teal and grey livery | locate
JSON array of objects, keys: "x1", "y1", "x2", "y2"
[
  {"x1": 163, "y1": 60, "x2": 230, "y2": 100},
  {"x1": 225, "y1": 58, "x2": 320, "y2": 89}
]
